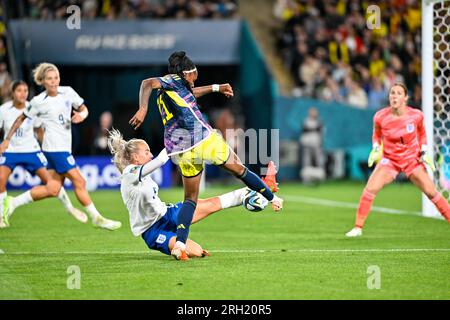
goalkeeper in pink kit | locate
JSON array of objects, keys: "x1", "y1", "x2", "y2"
[{"x1": 346, "y1": 83, "x2": 450, "y2": 237}]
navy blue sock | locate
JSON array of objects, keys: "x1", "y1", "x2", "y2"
[
  {"x1": 239, "y1": 167, "x2": 274, "y2": 201},
  {"x1": 176, "y1": 200, "x2": 197, "y2": 244}
]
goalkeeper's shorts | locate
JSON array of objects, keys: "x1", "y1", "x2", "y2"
[{"x1": 377, "y1": 157, "x2": 425, "y2": 179}]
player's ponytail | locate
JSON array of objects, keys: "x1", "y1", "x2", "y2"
[
  {"x1": 33, "y1": 62, "x2": 59, "y2": 86},
  {"x1": 107, "y1": 128, "x2": 146, "y2": 173}
]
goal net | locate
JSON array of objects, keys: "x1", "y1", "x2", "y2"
[{"x1": 422, "y1": 0, "x2": 450, "y2": 218}]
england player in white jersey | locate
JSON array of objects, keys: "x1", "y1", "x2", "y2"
[
  {"x1": 0, "y1": 63, "x2": 121, "y2": 231},
  {"x1": 0, "y1": 81, "x2": 87, "y2": 228},
  {"x1": 107, "y1": 129, "x2": 276, "y2": 260}
]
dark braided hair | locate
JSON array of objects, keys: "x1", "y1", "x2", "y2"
[{"x1": 168, "y1": 51, "x2": 196, "y2": 92}]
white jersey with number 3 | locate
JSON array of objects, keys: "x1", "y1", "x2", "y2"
[
  {"x1": 0, "y1": 101, "x2": 42, "y2": 152},
  {"x1": 24, "y1": 86, "x2": 84, "y2": 152},
  {"x1": 121, "y1": 164, "x2": 168, "y2": 236}
]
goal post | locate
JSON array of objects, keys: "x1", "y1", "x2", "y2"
[{"x1": 422, "y1": 0, "x2": 450, "y2": 218}]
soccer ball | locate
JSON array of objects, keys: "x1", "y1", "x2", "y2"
[{"x1": 242, "y1": 189, "x2": 269, "y2": 212}]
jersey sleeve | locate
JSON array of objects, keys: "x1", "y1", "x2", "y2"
[
  {"x1": 157, "y1": 75, "x2": 182, "y2": 91},
  {"x1": 417, "y1": 112, "x2": 427, "y2": 146},
  {"x1": 122, "y1": 165, "x2": 142, "y2": 185},
  {"x1": 372, "y1": 112, "x2": 382, "y2": 146},
  {"x1": 138, "y1": 149, "x2": 169, "y2": 181},
  {"x1": 67, "y1": 86, "x2": 84, "y2": 110},
  {"x1": 33, "y1": 117, "x2": 43, "y2": 128},
  {"x1": 24, "y1": 99, "x2": 39, "y2": 119}
]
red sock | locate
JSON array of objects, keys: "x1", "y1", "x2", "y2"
[
  {"x1": 355, "y1": 189, "x2": 376, "y2": 228},
  {"x1": 430, "y1": 193, "x2": 450, "y2": 222}
]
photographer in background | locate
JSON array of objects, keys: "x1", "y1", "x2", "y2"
[{"x1": 299, "y1": 107, "x2": 325, "y2": 184}]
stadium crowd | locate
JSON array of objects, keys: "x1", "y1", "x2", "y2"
[
  {"x1": 22, "y1": 0, "x2": 238, "y2": 20},
  {"x1": 274, "y1": 0, "x2": 422, "y2": 110},
  {"x1": 0, "y1": 0, "x2": 241, "y2": 156},
  {"x1": 0, "y1": 0, "x2": 238, "y2": 102}
]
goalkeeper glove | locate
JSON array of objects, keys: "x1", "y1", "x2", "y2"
[
  {"x1": 368, "y1": 143, "x2": 382, "y2": 168},
  {"x1": 420, "y1": 145, "x2": 436, "y2": 172}
]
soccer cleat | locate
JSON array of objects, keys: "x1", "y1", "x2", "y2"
[
  {"x1": 262, "y1": 161, "x2": 279, "y2": 193},
  {"x1": 68, "y1": 207, "x2": 88, "y2": 224},
  {"x1": 271, "y1": 194, "x2": 284, "y2": 212},
  {"x1": 345, "y1": 227, "x2": 362, "y2": 237},
  {"x1": 171, "y1": 242, "x2": 189, "y2": 261},
  {"x1": 92, "y1": 216, "x2": 122, "y2": 231},
  {"x1": 1, "y1": 196, "x2": 14, "y2": 228}
]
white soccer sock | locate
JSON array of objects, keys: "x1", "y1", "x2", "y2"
[
  {"x1": 12, "y1": 190, "x2": 33, "y2": 210},
  {"x1": 58, "y1": 187, "x2": 74, "y2": 212},
  {"x1": 218, "y1": 187, "x2": 247, "y2": 209},
  {"x1": 175, "y1": 241, "x2": 186, "y2": 250},
  {"x1": 84, "y1": 202, "x2": 102, "y2": 220}
]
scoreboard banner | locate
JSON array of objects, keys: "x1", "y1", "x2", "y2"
[
  {"x1": 6, "y1": 156, "x2": 172, "y2": 191},
  {"x1": 9, "y1": 20, "x2": 241, "y2": 65}
]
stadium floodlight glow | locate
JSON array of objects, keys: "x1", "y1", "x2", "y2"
[{"x1": 422, "y1": 0, "x2": 450, "y2": 218}]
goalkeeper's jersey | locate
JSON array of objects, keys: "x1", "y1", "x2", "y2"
[
  {"x1": 156, "y1": 74, "x2": 213, "y2": 156},
  {"x1": 372, "y1": 106, "x2": 426, "y2": 162}
]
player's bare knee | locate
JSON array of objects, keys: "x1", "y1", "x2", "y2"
[
  {"x1": 365, "y1": 186, "x2": 380, "y2": 195},
  {"x1": 425, "y1": 188, "x2": 438, "y2": 200},
  {"x1": 235, "y1": 164, "x2": 246, "y2": 177},
  {"x1": 47, "y1": 180, "x2": 61, "y2": 197},
  {"x1": 227, "y1": 163, "x2": 245, "y2": 177}
]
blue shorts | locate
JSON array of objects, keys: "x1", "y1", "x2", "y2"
[
  {"x1": 0, "y1": 152, "x2": 48, "y2": 174},
  {"x1": 44, "y1": 152, "x2": 76, "y2": 174},
  {"x1": 141, "y1": 202, "x2": 183, "y2": 255}
]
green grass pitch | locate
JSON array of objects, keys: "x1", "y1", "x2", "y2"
[{"x1": 0, "y1": 181, "x2": 449, "y2": 299}]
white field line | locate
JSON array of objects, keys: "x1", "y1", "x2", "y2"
[
  {"x1": 283, "y1": 195, "x2": 424, "y2": 216},
  {"x1": 1, "y1": 248, "x2": 450, "y2": 255}
]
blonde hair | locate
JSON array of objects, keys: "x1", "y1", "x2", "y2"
[
  {"x1": 107, "y1": 128, "x2": 147, "y2": 173},
  {"x1": 33, "y1": 62, "x2": 60, "y2": 86}
]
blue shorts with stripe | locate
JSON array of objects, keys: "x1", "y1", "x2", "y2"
[
  {"x1": 0, "y1": 152, "x2": 48, "y2": 174},
  {"x1": 43, "y1": 152, "x2": 77, "y2": 174},
  {"x1": 141, "y1": 202, "x2": 183, "y2": 255}
]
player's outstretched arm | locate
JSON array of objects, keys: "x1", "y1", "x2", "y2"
[
  {"x1": 138, "y1": 149, "x2": 170, "y2": 180},
  {"x1": 0, "y1": 113, "x2": 26, "y2": 156},
  {"x1": 130, "y1": 77, "x2": 161, "y2": 130},
  {"x1": 193, "y1": 83, "x2": 233, "y2": 99}
]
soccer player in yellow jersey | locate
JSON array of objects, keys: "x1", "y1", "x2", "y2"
[{"x1": 130, "y1": 51, "x2": 282, "y2": 260}]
